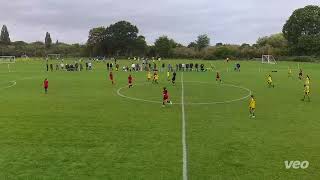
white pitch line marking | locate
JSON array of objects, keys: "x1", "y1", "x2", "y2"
[
  {"x1": 181, "y1": 73, "x2": 188, "y2": 180},
  {"x1": 116, "y1": 81, "x2": 252, "y2": 105},
  {"x1": 0, "y1": 80, "x2": 17, "y2": 90}
]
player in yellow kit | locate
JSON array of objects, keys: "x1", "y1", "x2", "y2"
[
  {"x1": 288, "y1": 68, "x2": 292, "y2": 77},
  {"x1": 249, "y1": 95, "x2": 256, "y2": 118},
  {"x1": 147, "y1": 71, "x2": 152, "y2": 81},
  {"x1": 167, "y1": 71, "x2": 170, "y2": 81},
  {"x1": 153, "y1": 72, "x2": 159, "y2": 84},
  {"x1": 305, "y1": 75, "x2": 310, "y2": 86},
  {"x1": 302, "y1": 84, "x2": 310, "y2": 102},
  {"x1": 267, "y1": 75, "x2": 275, "y2": 88}
]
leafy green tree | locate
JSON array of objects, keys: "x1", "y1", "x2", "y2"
[
  {"x1": 87, "y1": 27, "x2": 106, "y2": 56},
  {"x1": 187, "y1": 42, "x2": 197, "y2": 48},
  {"x1": 172, "y1": 47, "x2": 197, "y2": 58},
  {"x1": 215, "y1": 42, "x2": 223, "y2": 47},
  {"x1": 240, "y1": 43, "x2": 250, "y2": 48},
  {"x1": 257, "y1": 33, "x2": 287, "y2": 48},
  {"x1": 133, "y1": 35, "x2": 147, "y2": 56},
  {"x1": 105, "y1": 21, "x2": 139, "y2": 56},
  {"x1": 296, "y1": 34, "x2": 320, "y2": 55},
  {"x1": 147, "y1": 45, "x2": 157, "y2": 57},
  {"x1": 86, "y1": 21, "x2": 145, "y2": 56},
  {"x1": 0, "y1": 25, "x2": 11, "y2": 44},
  {"x1": 196, "y1": 34, "x2": 210, "y2": 50},
  {"x1": 154, "y1": 36, "x2": 177, "y2": 57},
  {"x1": 45, "y1": 32, "x2": 52, "y2": 48},
  {"x1": 283, "y1": 5, "x2": 320, "y2": 54}
]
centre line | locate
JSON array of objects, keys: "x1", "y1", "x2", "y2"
[{"x1": 181, "y1": 72, "x2": 188, "y2": 180}]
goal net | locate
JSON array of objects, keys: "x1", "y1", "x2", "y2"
[
  {"x1": 0, "y1": 56, "x2": 16, "y2": 64},
  {"x1": 262, "y1": 55, "x2": 276, "y2": 64},
  {"x1": 47, "y1": 54, "x2": 61, "y2": 60}
]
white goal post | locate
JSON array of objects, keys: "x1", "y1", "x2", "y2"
[
  {"x1": 46, "y1": 54, "x2": 61, "y2": 60},
  {"x1": 0, "y1": 56, "x2": 16, "y2": 64},
  {"x1": 262, "y1": 55, "x2": 277, "y2": 64}
]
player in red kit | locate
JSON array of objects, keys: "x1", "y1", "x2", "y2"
[
  {"x1": 109, "y1": 71, "x2": 114, "y2": 85},
  {"x1": 44, "y1": 78, "x2": 49, "y2": 94},
  {"x1": 216, "y1": 72, "x2": 222, "y2": 83},
  {"x1": 128, "y1": 74, "x2": 133, "y2": 88},
  {"x1": 162, "y1": 87, "x2": 172, "y2": 107}
]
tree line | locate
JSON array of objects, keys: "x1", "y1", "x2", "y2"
[{"x1": 0, "y1": 5, "x2": 319, "y2": 60}]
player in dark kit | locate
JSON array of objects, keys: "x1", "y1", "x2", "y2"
[
  {"x1": 128, "y1": 74, "x2": 133, "y2": 88},
  {"x1": 109, "y1": 71, "x2": 114, "y2": 85},
  {"x1": 216, "y1": 72, "x2": 222, "y2": 82},
  {"x1": 162, "y1": 87, "x2": 172, "y2": 107},
  {"x1": 172, "y1": 71, "x2": 177, "y2": 85},
  {"x1": 299, "y1": 69, "x2": 303, "y2": 80},
  {"x1": 43, "y1": 78, "x2": 49, "y2": 94}
]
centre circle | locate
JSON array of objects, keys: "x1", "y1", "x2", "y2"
[{"x1": 117, "y1": 81, "x2": 252, "y2": 105}]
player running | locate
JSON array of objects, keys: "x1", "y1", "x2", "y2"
[
  {"x1": 128, "y1": 74, "x2": 133, "y2": 88},
  {"x1": 249, "y1": 95, "x2": 256, "y2": 118},
  {"x1": 153, "y1": 72, "x2": 159, "y2": 84},
  {"x1": 167, "y1": 71, "x2": 170, "y2": 81},
  {"x1": 172, "y1": 71, "x2": 177, "y2": 85},
  {"x1": 216, "y1": 72, "x2": 222, "y2": 83},
  {"x1": 302, "y1": 84, "x2": 310, "y2": 102},
  {"x1": 267, "y1": 75, "x2": 274, "y2": 88},
  {"x1": 305, "y1": 75, "x2": 310, "y2": 86},
  {"x1": 109, "y1": 71, "x2": 114, "y2": 85},
  {"x1": 162, "y1": 87, "x2": 172, "y2": 107},
  {"x1": 43, "y1": 78, "x2": 49, "y2": 94}
]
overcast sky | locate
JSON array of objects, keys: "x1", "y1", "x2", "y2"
[{"x1": 0, "y1": 0, "x2": 318, "y2": 45}]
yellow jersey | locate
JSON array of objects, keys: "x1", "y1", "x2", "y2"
[
  {"x1": 267, "y1": 76, "x2": 272, "y2": 83},
  {"x1": 249, "y1": 98, "x2": 256, "y2": 109},
  {"x1": 305, "y1": 85, "x2": 310, "y2": 93},
  {"x1": 167, "y1": 72, "x2": 170, "y2": 78},
  {"x1": 147, "y1": 72, "x2": 151, "y2": 79},
  {"x1": 305, "y1": 78, "x2": 310, "y2": 86},
  {"x1": 288, "y1": 69, "x2": 292, "y2": 74},
  {"x1": 155, "y1": 74, "x2": 159, "y2": 80}
]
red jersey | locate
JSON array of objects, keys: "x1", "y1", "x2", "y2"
[
  {"x1": 128, "y1": 76, "x2": 132, "y2": 83},
  {"x1": 109, "y1": 73, "x2": 113, "y2": 80},
  {"x1": 163, "y1": 90, "x2": 169, "y2": 99},
  {"x1": 44, "y1": 80, "x2": 48, "y2": 88}
]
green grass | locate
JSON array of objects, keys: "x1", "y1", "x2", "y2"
[{"x1": 0, "y1": 59, "x2": 319, "y2": 179}]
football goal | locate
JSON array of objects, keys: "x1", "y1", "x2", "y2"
[
  {"x1": 47, "y1": 54, "x2": 61, "y2": 60},
  {"x1": 262, "y1": 55, "x2": 276, "y2": 64},
  {"x1": 0, "y1": 56, "x2": 15, "y2": 64},
  {"x1": 0, "y1": 56, "x2": 15, "y2": 72}
]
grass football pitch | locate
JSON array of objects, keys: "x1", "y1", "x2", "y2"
[{"x1": 0, "y1": 59, "x2": 319, "y2": 179}]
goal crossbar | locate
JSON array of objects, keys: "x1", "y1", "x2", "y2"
[
  {"x1": 46, "y1": 54, "x2": 61, "y2": 59},
  {"x1": 0, "y1": 56, "x2": 16, "y2": 64},
  {"x1": 262, "y1": 55, "x2": 276, "y2": 64}
]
